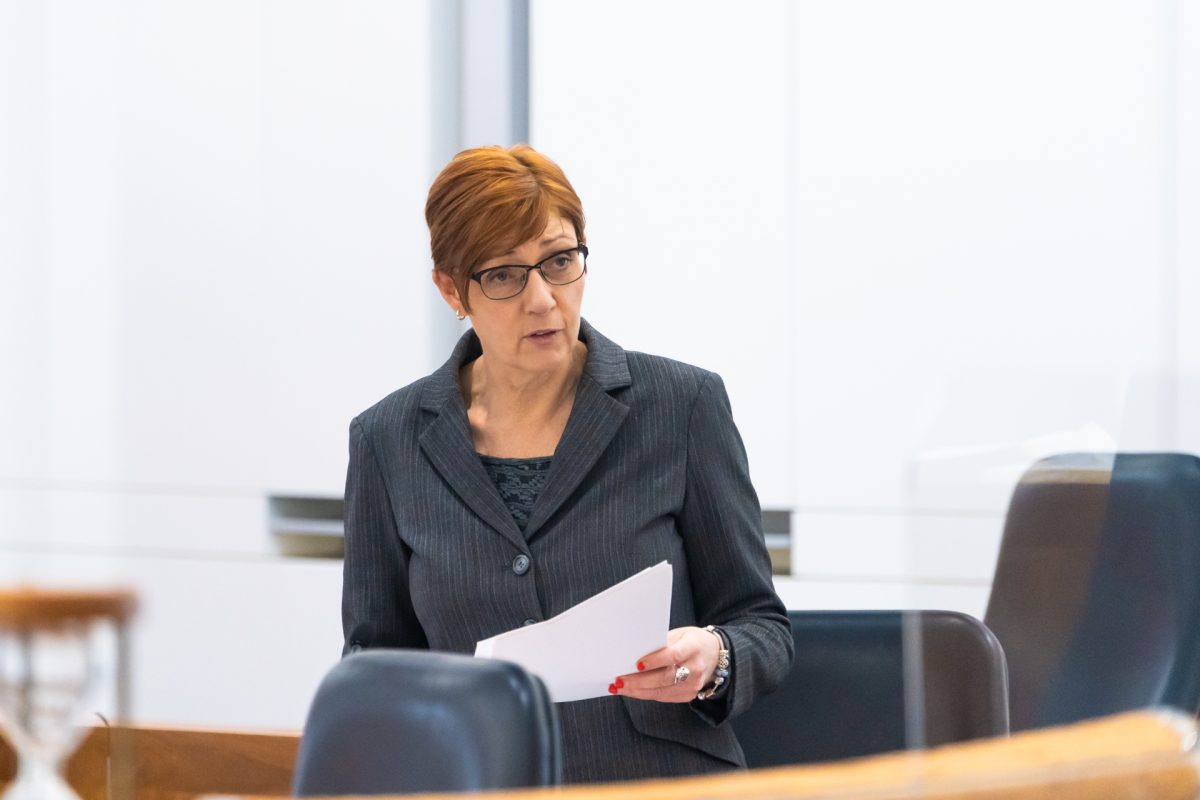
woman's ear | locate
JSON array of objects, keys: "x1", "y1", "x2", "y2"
[{"x1": 431, "y1": 270, "x2": 466, "y2": 317}]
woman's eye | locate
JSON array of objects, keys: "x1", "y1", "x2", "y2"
[{"x1": 488, "y1": 269, "x2": 512, "y2": 283}]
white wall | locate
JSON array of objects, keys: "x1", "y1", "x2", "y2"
[
  {"x1": 1, "y1": 0, "x2": 437, "y2": 496},
  {"x1": 1179, "y1": 1, "x2": 1200, "y2": 455},
  {"x1": 0, "y1": 0, "x2": 435, "y2": 728},
  {"x1": 531, "y1": 1, "x2": 797, "y2": 510},
  {"x1": 532, "y1": 0, "x2": 1195, "y2": 619}
]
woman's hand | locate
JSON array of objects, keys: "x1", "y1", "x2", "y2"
[{"x1": 609, "y1": 626, "x2": 721, "y2": 702}]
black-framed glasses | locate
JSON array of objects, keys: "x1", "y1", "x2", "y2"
[{"x1": 470, "y1": 244, "x2": 589, "y2": 300}]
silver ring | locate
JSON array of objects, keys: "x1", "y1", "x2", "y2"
[{"x1": 674, "y1": 665, "x2": 690, "y2": 685}]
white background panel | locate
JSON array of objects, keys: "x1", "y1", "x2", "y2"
[
  {"x1": 0, "y1": 1, "x2": 431, "y2": 730},
  {"x1": 790, "y1": 1, "x2": 1172, "y2": 511},
  {"x1": 531, "y1": 0, "x2": 796, "y2": 508},
  {"x1": 791, "y1": 512, "x2": 1003, "y2": 583},
  {"x1": 42, "y1": 0, "x2": 125, "y2": 486},
  {"x1": 0, "y1": 487, "x2": 271, "y2": 556},
  {"x1": 774, "y1": 576, "x2": 991, "y2": 620},
  {"x1": 0, "y1": 551, "x2": 342, "y2": 729},
  {"x1": 256, "y1": 0, "x2": 437, "y2": 496},
  {"x1": 1, "y1": 1, "x2": 435, "y2": 497},
  {"x1": 1178, "y1": 0, "x2": 1200, "y2": 453},
  {"x1": 0, "y1": 0, "x2": 50, "y2": 478}
]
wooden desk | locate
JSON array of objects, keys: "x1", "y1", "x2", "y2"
[
  {"x1": 460, "y1": 709, "x2": 1195, "y2": 800},
  {"x1": 1, "y1": 710, "x2": 1195, "y2": 800},
  {"x1": 259, "y1": 711, "x2": 1200, "y2": 800},
  {"x1": 0, "y1": 723, "x2": 299, "y2": 800}
]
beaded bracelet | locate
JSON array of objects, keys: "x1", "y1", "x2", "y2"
[{"x1": 697, "y1": 624, "x2": 731, "y2": 701}]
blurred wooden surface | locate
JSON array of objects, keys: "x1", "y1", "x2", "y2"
[
  {"x1": 0, "y1": 587, "x2": 137, "y2": 629},
  {"x1": 0, "y1": 723, "x2": 299, "y2": 800},
  {"x1": 0, "y1": 731, "x2": 14, "y2": 792},
  {"x1": 2, "y1": 710, "x2": 1195, "y2": 800},
  {"x1": 277, "y1": 710, "x2": 1200, "y2": 800}
]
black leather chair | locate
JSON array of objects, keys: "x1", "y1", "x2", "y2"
[
  {"x1": 292, "y1": 650, "x2": 562, "y2": 796},
  {"x1": 733, "y1": 610, "x2": 1009, "y2": 767},
  {"x1": 985, "y1": 452, "x2": 1200, "y2": 731}
]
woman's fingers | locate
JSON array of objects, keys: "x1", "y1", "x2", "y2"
[
  {"x1": 614, "y1": 664, "x2": 680, "y2": 690},
  {"x1": 636, "y1": 641, "x2": 686, "y2": 675},
  {"x1": 610, "y1": 664, "x2": 694, "y2": 701},
  {"x1": 608, "y1": 626, "x2": 715, "y2": 702}
]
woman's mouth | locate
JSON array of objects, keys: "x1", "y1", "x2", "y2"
[{"x1": 526, "y1": 329, "x2": 559, "y2": 343}]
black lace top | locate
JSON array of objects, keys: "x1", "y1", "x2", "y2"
[{"x1": 479, "y1": 454, "x2": 553, "y2": 534}]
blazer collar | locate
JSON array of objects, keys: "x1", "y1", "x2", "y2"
[
  {"x1": 419, "y1": 318, "x2": 630, "y2": 411},
  {"x1": 576, "y1": 319, "x2": 633, "y2": 392},
  {"x1": 418, "y1": 319, "x2": 631, "y2": 547}
]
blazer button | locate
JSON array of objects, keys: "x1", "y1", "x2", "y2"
[
  {"x1": 512, "y1": 554, "x2": 531, "y2": 575},
  {"x1": 523, "y1": 618, "x2": 538, "y2": 627}
]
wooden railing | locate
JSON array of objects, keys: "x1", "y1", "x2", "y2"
[
  {"x1": 1, "y1": 709, "x2": 1196, "y2": 800},
  {"x1": 441, "y1": 710, "x2": 1198, "y2": 800},
  {"x1": 0, "y1": 723, "x2": 299, "y2": 800}
]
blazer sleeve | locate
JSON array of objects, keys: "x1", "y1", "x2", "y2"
[
  {"x1": 341, "y1": 415, "x2": 429, "y2": 655},
  {"x1": 678, "y1": 372, "x2": 794, "y2": 725}
]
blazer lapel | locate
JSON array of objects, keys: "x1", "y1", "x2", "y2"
[
  {"x1": 523, "y1": 321, "x2": 632, "y2": 540},
  {"x1": 418, "y1": 331, "x2": 527, "y2": 550}
]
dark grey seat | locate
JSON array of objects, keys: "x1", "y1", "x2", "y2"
[
  {"x1": 733, "y1": 610, "x2": 1009, "y2": 767},
  {"x1": 985, "y1": 452, "x2": 1200, "y2": 731},
  {"x1": 292, "y1": 650, "x2": 561, "y2": 796}
]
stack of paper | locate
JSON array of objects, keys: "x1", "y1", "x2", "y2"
[{"x1": 474, "y1": 561, "x2": 672, "y2": 702}]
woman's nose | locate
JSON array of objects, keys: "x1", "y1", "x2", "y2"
[{"x1": 523, "y1": 269, "x2": 557, "y2": 311}]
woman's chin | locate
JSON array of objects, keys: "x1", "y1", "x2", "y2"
[
  {"x1": 517, "y1": 338, "x2": 573, "y2": 367},
  {"x1": 521, "y1": 348, "x2": 568, "y2": 369}
]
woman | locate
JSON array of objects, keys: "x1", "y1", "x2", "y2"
[{"x1": 342, "y1": 144, "x2": 793, "y2": 784}]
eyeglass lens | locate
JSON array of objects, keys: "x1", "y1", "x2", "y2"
[{"x1": 479, "y1": 248, "x2": 586, "y2": 300}]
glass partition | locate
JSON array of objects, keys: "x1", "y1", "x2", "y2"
[{"x1": 532, "y1": 0, "x2": 1200, "y2": 764}]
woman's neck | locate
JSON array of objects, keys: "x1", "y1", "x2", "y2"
[{"x1": 462, "y1": 340, "x2": 588, "y2": 425}]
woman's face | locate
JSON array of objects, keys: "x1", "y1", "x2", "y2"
[{"x1": 435, "y1": 214, "x2": 586, "y2": 376}]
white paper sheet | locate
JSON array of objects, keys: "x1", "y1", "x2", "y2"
[{"x1": 474, "y1": 561, "x2": 672, "y2": 702}]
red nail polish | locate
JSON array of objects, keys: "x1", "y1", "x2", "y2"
[
  {"x1": 637, "y1": 661, "x2": 645, "y2": 671},
  {"x1": 615, "y1": 678, "x2": 625, "y2": 689},
  {"x1": 608, "y1": 684, "x2": 617, "y2": 694}
]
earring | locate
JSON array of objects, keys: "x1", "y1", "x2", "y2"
[{"x1": 455, "y1": 309, "x2": 466, "y2": 321}]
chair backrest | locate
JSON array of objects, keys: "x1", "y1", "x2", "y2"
[
  {"x1": 292, "y1": 650, "x2": 561, "y2": 797},
  {"x1": 733, "y1": 610, "x2": 1009, "y2": 768},
  {"x1": 985, "y1": 452, "x2": 1200, "y2": 731}
]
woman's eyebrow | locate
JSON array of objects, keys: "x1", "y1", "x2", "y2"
[
  {"x1": 497, "y1": 236, "x2": 575, "y2": 260},
  {"x1": 535, "y1": 238, "x2": 577, "y2": 256}
]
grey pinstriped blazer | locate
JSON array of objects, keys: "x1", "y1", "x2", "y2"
[{"x1": 342, "y1": 319, "x2": 793, "y2": 784}]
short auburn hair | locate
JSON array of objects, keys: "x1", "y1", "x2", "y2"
[{"x1": 425, "y1": 144, "x2": 586, "y2": 312}]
